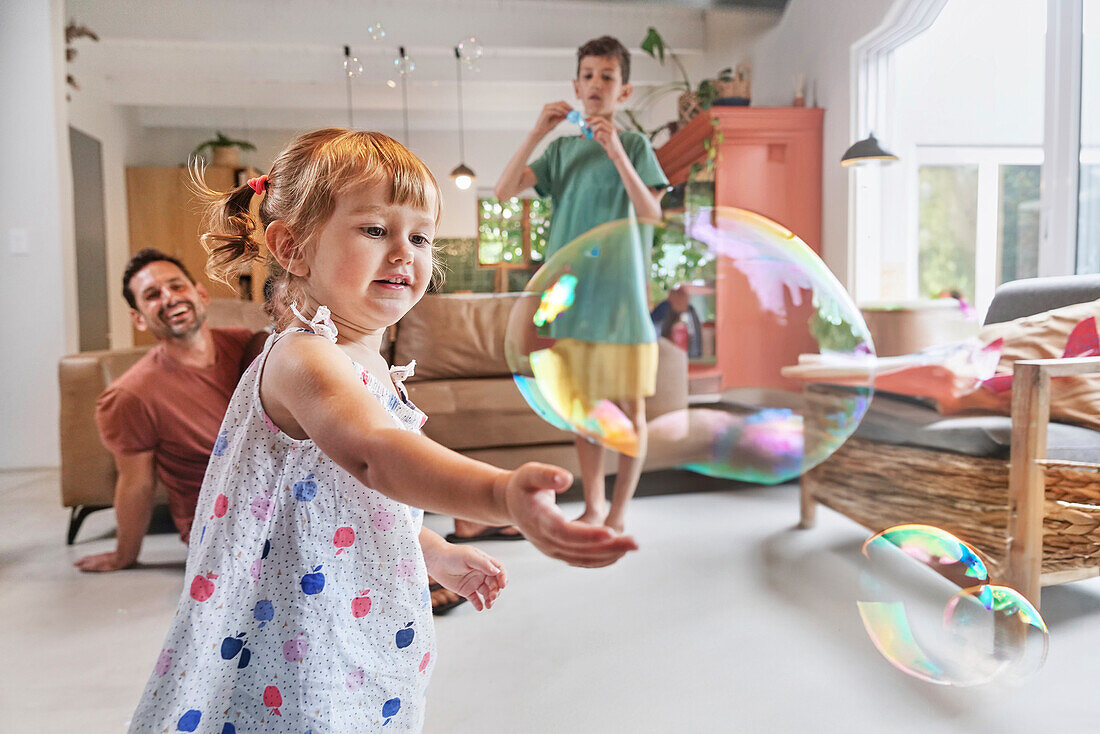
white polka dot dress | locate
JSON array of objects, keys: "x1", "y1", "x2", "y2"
[{"x1": 128, "y1": 326, "x2": 434, "y2": 733}]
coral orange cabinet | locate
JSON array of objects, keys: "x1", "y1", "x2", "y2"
[{"x1": 657, "y1": 108, "x2": 824, "y2": 391}]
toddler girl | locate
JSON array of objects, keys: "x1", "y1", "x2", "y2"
[{"x1": 127, "y1": 129, "x2": 636, "y2": 733}]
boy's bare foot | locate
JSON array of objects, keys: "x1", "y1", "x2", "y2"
[{"x1": 576, "y1": 507, "x2": 608, "y2": 526}]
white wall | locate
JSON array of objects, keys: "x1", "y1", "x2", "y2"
[
  {"x1": 751, "y1": 0, "x2": 898, "y2": 288},
  {"x1": 0, "y1": 0, "x2": 78, "y2": 469}
]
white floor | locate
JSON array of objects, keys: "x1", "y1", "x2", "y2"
[{"x1": 3, "y1": 468, "x2": 1100, "y2": 733}]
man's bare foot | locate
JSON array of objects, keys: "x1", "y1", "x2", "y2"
[
  {"x1": 429, "y1": 577, "x2": 466, "y2": 616},
  {"x1": 447, "y1": 519, "x2": 522, "y2": 542}
]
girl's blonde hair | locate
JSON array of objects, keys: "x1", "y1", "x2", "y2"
[{"x1": 193, "y1": 128, "x2": 443, "y2": 328}]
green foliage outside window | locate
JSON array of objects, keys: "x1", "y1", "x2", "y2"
[
  {"x1": 477, "y1": 196, "x2": 551, "y2": 266},
  {"x1": 918, "y1": 165, "x2": 978, "y2": 302},
  {"x1": 999, "y1": 164, "x2": 1041, "y2": 284}
]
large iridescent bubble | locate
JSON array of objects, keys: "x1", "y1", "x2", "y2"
[{"x1": 504, "y1": 207, "x2": 874, "y2": 484}]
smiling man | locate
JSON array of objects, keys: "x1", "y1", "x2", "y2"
[{"x1": 75, "y1": 249, "x2": 264, "y2": 572}]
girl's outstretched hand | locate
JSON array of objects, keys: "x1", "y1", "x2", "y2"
[
  {"x1": 426, "y1": 544, "x2": 507, "y2": 612},
  {"x1": 500, "y1": 463, "x2": 638, "y2": 568}
]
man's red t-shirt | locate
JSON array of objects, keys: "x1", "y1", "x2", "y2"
[{"x1": 95, "y1": 328, "x2": 255, "y2": 539}]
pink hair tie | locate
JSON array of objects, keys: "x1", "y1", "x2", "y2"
[{"x1": 247, "y1": 175, "x2": 268, "y2": 195}]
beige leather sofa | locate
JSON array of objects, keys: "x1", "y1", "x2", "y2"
[{"x1": 59, "y1": 293, "x2": 688, "y2": 543}]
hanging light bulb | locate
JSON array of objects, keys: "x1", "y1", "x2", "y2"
[
  {"x1": 367, "y1": 22, "x2": 386, "y2": 41},
  {"x1": 449, "y1": 45, "x2": 476, "y2": 190},
  {"x1": 451, "y1": 164, "x2": 475, "y2": 190}
]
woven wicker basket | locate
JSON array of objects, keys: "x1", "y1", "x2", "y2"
[{"x1": 804, "y1": 437, "x2": 1100, "y2": 580}]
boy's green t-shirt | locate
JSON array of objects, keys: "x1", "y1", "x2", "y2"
[
  {"x1": 531, "y1": 130, "x2": 669, "y2": 259},
  {"x1": 528, "y1": 130, "x2": 669, "y2": 344}
]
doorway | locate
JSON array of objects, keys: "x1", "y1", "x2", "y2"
[{"x1": 69, "y1": 126, "x2": 110, "y2": 351}]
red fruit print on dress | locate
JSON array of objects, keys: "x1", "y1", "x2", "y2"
[
  {"x1": 210, "y1": 493, "x2": 228, "y2": 519},
  {"x1": 189, "y1": 573, "x2": 218, "y2": 601},
  {"x1": 352, "y1": 589, "x2": 372, "y2": 618},
  {"x1": 333, "y1": 526, "x2": 355, "y2": 555},
  {"x1": 262, "y1": 685, "x2": 282, "y2": 716}
]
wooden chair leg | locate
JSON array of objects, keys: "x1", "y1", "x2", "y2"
[
  {"x1": 799, "y1": 476, "x2": 816, "y2": 529},
  {"x1": 1005, "y1": 362, "x2": 1049, "y2": 610}
]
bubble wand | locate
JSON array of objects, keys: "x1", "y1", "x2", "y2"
[{"x1": 566, "y1": 109, "x2": 594, "y2": 139}]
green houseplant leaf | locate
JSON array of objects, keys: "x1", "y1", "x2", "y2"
[
  {"x1": 191, "y1": 131, "x2": 257, "y2": 160},
  {"x1": 641, "y1": 27, "x2": 666, "y2": 63}
]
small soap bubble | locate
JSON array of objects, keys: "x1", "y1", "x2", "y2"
[
  {"x1": 458, "y1": 36, "x2": 483, "y2": 64},
  {"x1": 343, "y1": 56, "x2": 363, "y2": 78},
  {"x1": 368, "y1": 22, "x2": 386, "y2": 41},
  {"x1": 394, "y1": 55, "x2": 415, "y2": 76}
]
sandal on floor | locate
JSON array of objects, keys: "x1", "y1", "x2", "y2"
[
  {"x1": 444, "y1": 526, "x2": 525, "y2": 544},
  {"x1": 430, "y1": 583, "x2": 467, "y2": 616}
]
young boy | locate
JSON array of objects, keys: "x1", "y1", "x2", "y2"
[{"x1": 492, "y1": 35, "x2": 669, "y2": 533}]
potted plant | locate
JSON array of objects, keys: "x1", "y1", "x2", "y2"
[
  {"x1": 619, "y1": 28, "x2": 742, "y2": 143},
  {"x1": 190, "y1": 132, "x2": 256, "y2": 167}
]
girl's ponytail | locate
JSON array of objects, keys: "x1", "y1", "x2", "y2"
[{"x1": 190, "y1": 161, "x2": 265, "y2": 287}]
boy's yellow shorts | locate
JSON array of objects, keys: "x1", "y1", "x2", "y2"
[{"x1": 537, "y1": 338, "x2": 658, "y2": 406}]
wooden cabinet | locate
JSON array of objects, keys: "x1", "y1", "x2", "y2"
[
  {"x1": 657, "y1": 107, "x2": 824, "y2": 391},
  {"x1": 125, "y1": 166, "x2": 265, "y2": 345}
]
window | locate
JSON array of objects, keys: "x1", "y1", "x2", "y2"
[
  {"x1": 853, "y1": 0, "x2": 1063, "y2": 314},
  {"x1": 477, "y1": 196, "x2": 550, "y2": 266},
  {"x1": 1078, "y1": 0, "x2": 1100, "y2": 272},
  {"x1": 907, "y1": 148, "x2": 1043, "y2": 308}
]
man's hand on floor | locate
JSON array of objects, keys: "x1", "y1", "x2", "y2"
[{"x1": 74, "y1": 550, "x2": 136, "y2": 572}]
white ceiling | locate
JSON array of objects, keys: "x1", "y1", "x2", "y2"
[{"x1": 65, "y1": 0, "x2": 783, "y2": 132}]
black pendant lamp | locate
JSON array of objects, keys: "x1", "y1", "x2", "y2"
[
  {"x1": 449, "y1": 46, "x2": 475, "y2": 190},
  {"x1": 841, "y1": 132, "x2": 898, "y2": 167}
]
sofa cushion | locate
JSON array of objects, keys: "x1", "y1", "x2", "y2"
[
  {"x1": 856, "y1": 392, "x2": 1100, "y2": 462},
  {"x1": 943, "y1": 298, "x2": 1100, "y2": 432},
  {"x1": 405, "y1": 377, "x2": 567, "y2": 450},
  {"x1": 394, "y1": 293, "x2": 522, "y2": 380}
]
